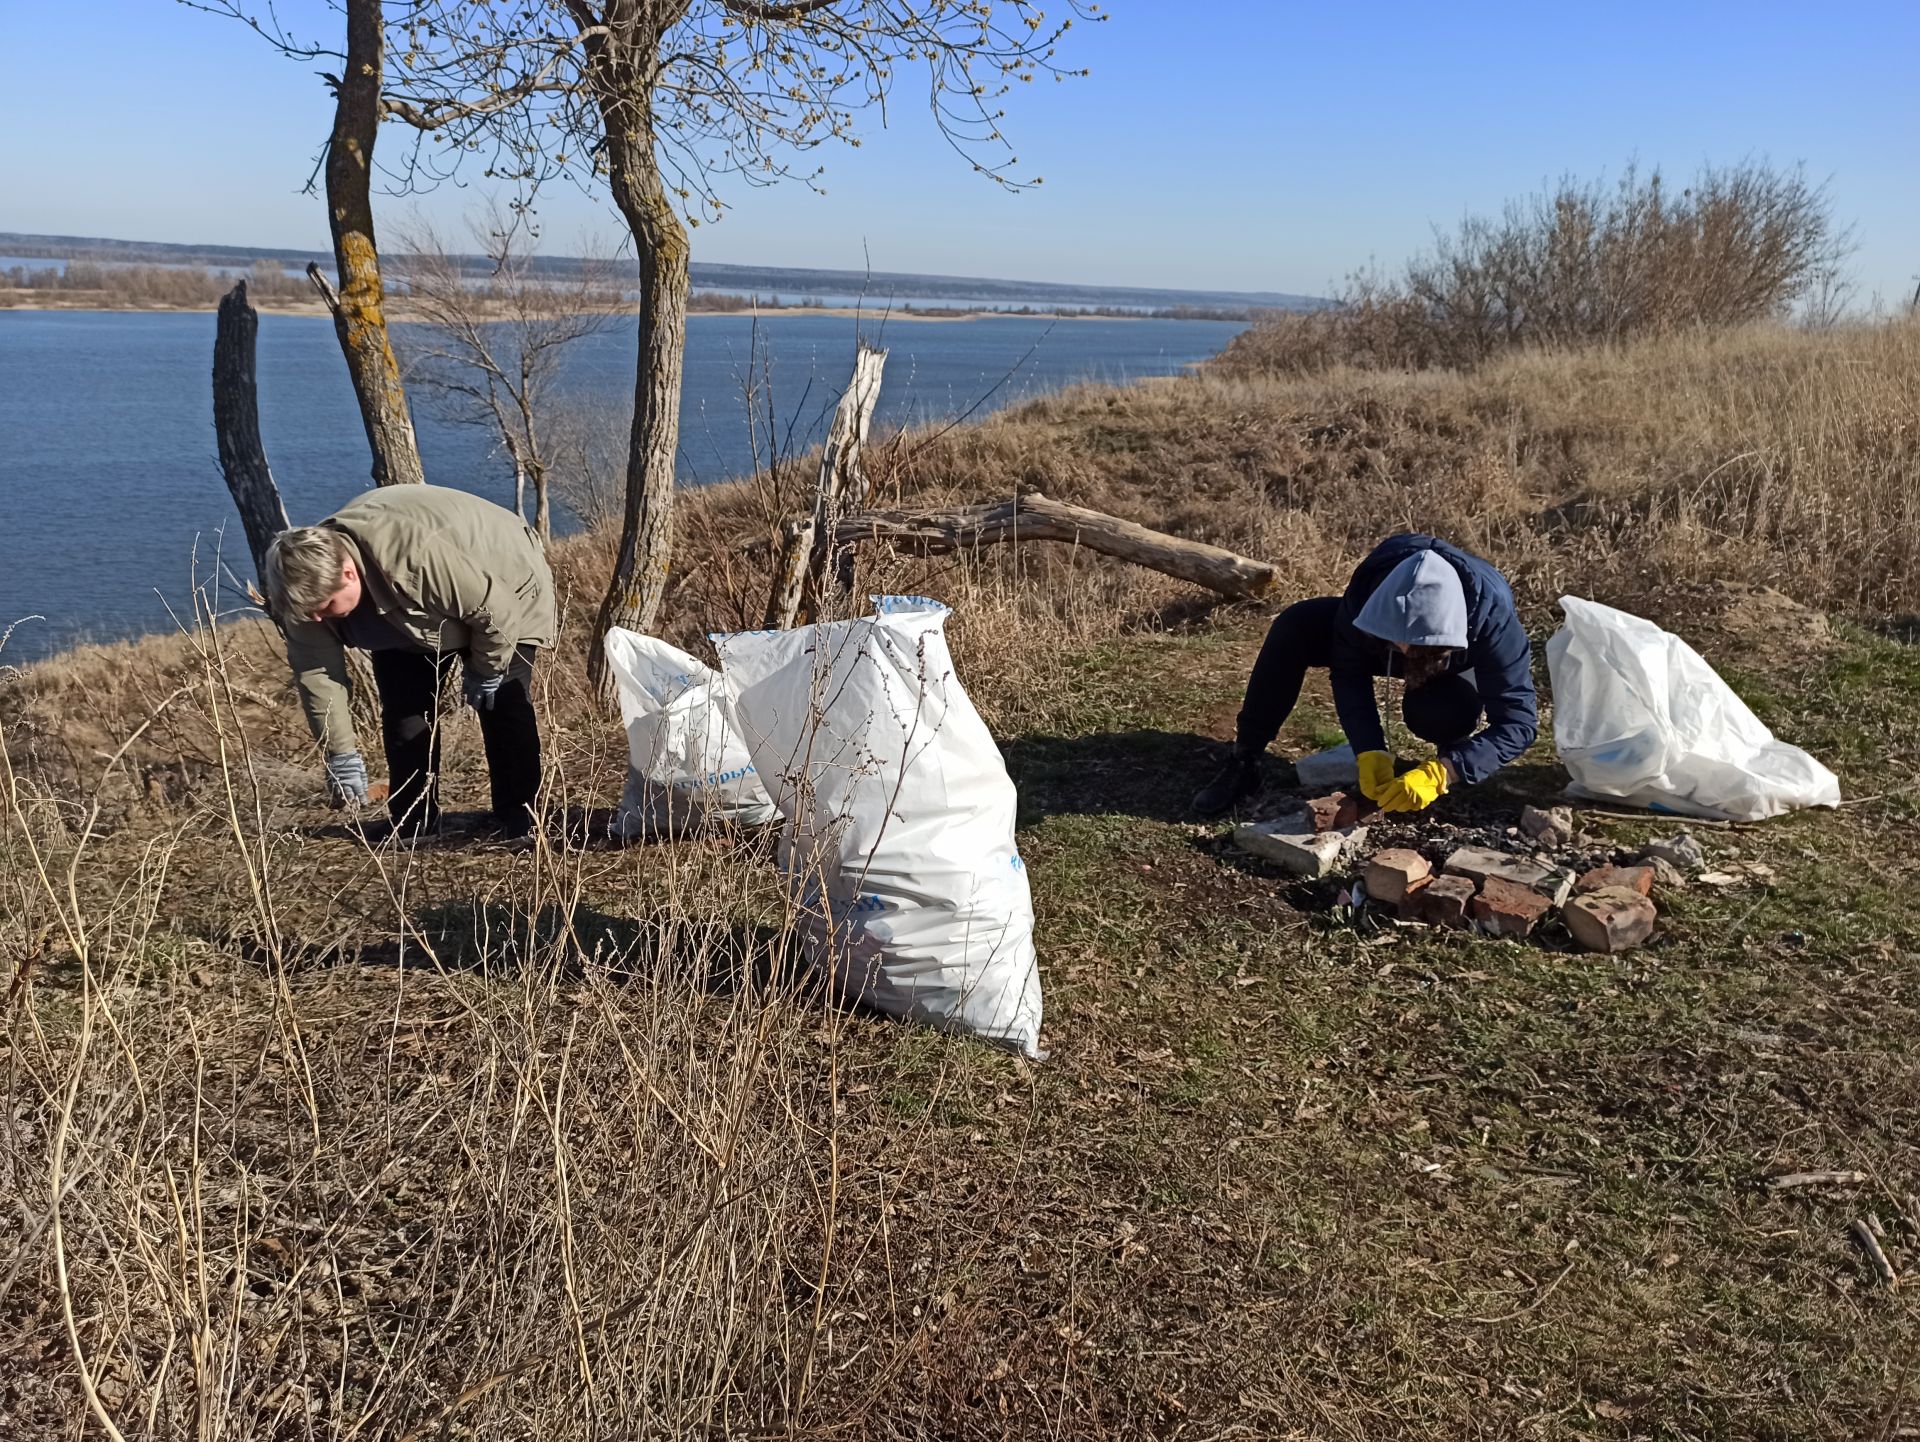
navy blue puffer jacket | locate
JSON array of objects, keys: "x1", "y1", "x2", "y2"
[{"x1": 1328, "y1": 535, "x2": 1538, "y2": 787}]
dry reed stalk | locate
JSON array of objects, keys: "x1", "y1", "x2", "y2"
[{"x1": 3, "y1": 594, "x2": 1037, "y2": 1439}]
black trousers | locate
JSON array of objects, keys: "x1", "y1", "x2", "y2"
[
  {"x1": 1235, "y1": 596, "x2": 1482, "y2": 756},
  {"x1": 371, "y1": 645, "x2": 541, "y2": 836}
]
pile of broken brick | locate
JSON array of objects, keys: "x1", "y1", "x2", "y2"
[{"x1": 1234, "y1": 793, "x2": 1706, "y2": 954}]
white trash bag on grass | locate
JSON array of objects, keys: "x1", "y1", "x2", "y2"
[
  {"x1": 603, "y1": 629, "x2": 778, "y2": 837},
  {"x1": 713, "y1": 597, "x2": 1043, "y2": 1057},
  {"x1": 1546, "y1": 596, "x2": 1840, "y2": 822}
]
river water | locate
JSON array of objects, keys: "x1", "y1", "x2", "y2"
[{"x1": 0, "y1": 308, "x2": 1243, "y2": 660}]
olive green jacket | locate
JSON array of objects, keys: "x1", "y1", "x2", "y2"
[{"x1": 283, "y1": 486, "x2": 556, "y2": 757}]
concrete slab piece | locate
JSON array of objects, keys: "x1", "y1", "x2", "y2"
[
  {"x1": 1638, "y1": 832, "x2": 1706, "y2": 870},
  {"x1": 1519, "y1": 804, "x2": 1575, "y2": 847},
  {"x1": 1235, "y1": 817, "x2": 1369, "y2": 878},
  {"x1": 1293, "y1": 744, "x2": 1359, "y2": 789}
]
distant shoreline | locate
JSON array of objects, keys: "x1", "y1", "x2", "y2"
[
  {"x1": 1, "y1": 231, "x2": 1320, "y2": 312},
  {"x1": 0, "y1": 294, "x2": 1204, "y2": 324}
]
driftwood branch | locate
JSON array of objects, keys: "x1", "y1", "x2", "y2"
[
  {"x1": 833, "y1": 491, "x2": 1282, "y2": 601},
  {"x1": 211, "y1": 281, "x2": 292, "y2": 588}
]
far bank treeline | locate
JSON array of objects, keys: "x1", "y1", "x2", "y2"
[{"x1": 0, "y1": 260, "x2": 1263, "y2": 323}]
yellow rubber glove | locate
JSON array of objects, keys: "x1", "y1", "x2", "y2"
[
  {"x1": 1357, "y1": 750, "x2": 1397, "y2": 805},
  {"x1": 1378, "y1": 758, "x2": 1450, "y2": 813}
]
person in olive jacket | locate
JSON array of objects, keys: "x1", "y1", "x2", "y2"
[
  {"x1": 262, "y1": 485, "x2": 556, "y2": 839},
  {"x1": 1194, "y1": 533, "x2": 1539, "y2": 817}
]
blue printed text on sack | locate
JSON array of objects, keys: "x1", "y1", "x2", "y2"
[{"x1": 670, "y1": 763, "x2": 760, "y2": 789}]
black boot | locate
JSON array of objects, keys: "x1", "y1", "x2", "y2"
[{"x1": 1192, "y1": 751, "x2": 1263, "y2": 817}]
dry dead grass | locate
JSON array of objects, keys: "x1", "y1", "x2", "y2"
[
  {"x1": 881, "y1": 318, "x2": 1920, "y2": 626},
  {"x1": 3, "y1": 319, "x2": 1918, "y2": 1438}
]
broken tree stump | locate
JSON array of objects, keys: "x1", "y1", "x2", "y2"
[
  {"x1": 214, "y1": 280, "x2": 376, "y2": 716},
  {"x1": 212, "y1": 280, "x2": 292, "y2": 581},
  {"x1": 763, "y1": 514, "x2": 817, "y2": 631},
  {"x1": 809, "y1": 341, "x2": 889, "y2": 597},
  {"x1": 765, "y1": 342, "x2": 888, "y2": 629}
]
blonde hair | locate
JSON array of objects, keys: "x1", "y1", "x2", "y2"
[{"x1": 263, "y1": 526, "x2": 348, "y2": 620}]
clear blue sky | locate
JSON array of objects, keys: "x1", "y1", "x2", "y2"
[{"x1": 3, "y1": 1, "x2": 1914, "y2": 302}]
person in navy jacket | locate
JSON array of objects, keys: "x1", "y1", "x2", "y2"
[{"x1": 1194, "y1": 534, "x2": 1539, "y2": 816}]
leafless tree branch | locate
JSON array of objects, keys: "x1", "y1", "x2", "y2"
[{"x1": 391, "y1": 205, "x2": 621, "y2": 540}]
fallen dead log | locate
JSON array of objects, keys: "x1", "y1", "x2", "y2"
[{"x1": 831, "y1": 491, "x2": 1281, "y2": 601}]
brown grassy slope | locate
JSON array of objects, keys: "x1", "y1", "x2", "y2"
[
  {"x1": 925, "y1": 319, "x2": 1920, "y2": 622},
  {"x1": 3, "y1": 322, "x2": 1917, "y2": 1440},
  {"x1": 424, "y1": 318, "x2": 1920, "y2": 746}
]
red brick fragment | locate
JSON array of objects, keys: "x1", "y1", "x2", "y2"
[
  {"x1": 1364, "y1": 848, "x2": 1432, "y2": 906},
  {"x1": 1306, "y1": 791, "x2": 1375, "y2": 833},
  {"x1": 1576, "y1": 864, "x2": 1654, "y2": 897},
  {"x1": 1563, "y1": 886, "x2": 1657, "y2": 953},
  {"x1": 1410, "y1": 873, "x2": 1477, "y2": 928},
  {"x1": 1305, "y1": 793, "x2": 1348, "y2": 832},
  {"x1": 1471, "y1": 875, "x2": 1553, "y2": 937},
  {"x1": 1395, "y1": 876, "x2": 1433, "y2": 918}
]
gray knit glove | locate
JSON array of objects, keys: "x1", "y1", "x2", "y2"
[{"x1": 324, "y1": 751, "x2": 370, "y2": 807}]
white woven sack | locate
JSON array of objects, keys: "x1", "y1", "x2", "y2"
[
  {"x1": 713, "y1": 597, "x2": 1043, "y2": 1056},
  {"x1": 1546, "y1": 596, "x2": 1840, "y2": 821},
  {"x1": 602, "y1": 629, "x2": 778, "y2": 837}
]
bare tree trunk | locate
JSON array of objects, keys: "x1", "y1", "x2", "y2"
[
  {"x1": 215, "y1": 279, "x2": 378, "y2": 714},
  {"x1": 515, "y1": 386, "x2": 553, "y2": 543},
  {"x1": 586, "y1": 67, "x2": 689, "y2": 686},
  {"x1": 319, "y1": 0, "x2": 426, "y2": 488},
  {"x1": 513, "y1": 457, "x2": 528, "y2": 525},
  {"x1": 211, "y1": 281, "x2": 291, "y2": 583},
  {"x1": 530, "y1": 464, "x2": 551, "y2": 544}
]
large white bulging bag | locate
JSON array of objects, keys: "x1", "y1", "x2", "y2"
[
  {"x1": 713, "y1": 598, "x2": 1043, "y2": 1056},
  {"x1": 602, "y1": 629, "x2": 779, "y2": 837},
  {"x1": 1546, "y1": 596, "x2": 1840, "y2": 821}
]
